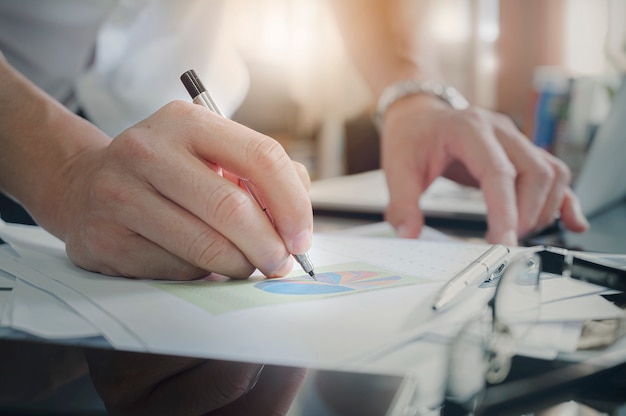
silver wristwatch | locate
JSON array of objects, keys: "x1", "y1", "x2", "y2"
[{"x1": 374, "y1": 80, "x2": 470, "y2": 128}]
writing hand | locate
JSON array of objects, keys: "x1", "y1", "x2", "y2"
[{"x1": 58, "y1": 101, "x2": 312, "y2": 280}]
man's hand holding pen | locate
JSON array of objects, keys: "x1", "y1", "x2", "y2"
[
  {"x1": 57, "y1": 99, "x2": 313, "y2": 281},
  {"x1": 180, "y1": 70, "x2": 317, "y2": 279}
]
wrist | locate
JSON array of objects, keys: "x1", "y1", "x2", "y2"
[{"x1": 374, "y1": 80, "x2": 469, "y2": 129}]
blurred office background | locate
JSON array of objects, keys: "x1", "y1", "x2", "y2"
[{"x1": 222, "y1": 0, "x2": 626, "y2": 180}]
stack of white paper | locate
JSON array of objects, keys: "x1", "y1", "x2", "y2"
[{"x1": 0, "y1": 220, "x2": 624, "y2": 377}]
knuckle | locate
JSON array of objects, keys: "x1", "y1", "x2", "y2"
[
  {"x1": 551, "y1": 157, "x2": 572, "y2": 184},
  {"x1": 163, "y1": 99, "x2": 191, "y2": 114},
  {"x1": 264, "y1": 244, "x2": 291, "y2": 269},
  {"x1": 456, "y1": 108, "x2": 483, "y2": 129},
  {"x1": 293, "y1": 161, "x2": 311, "y2": 190},
  {"x1": 492, "y1": 111, "x2": 517, "y2": 129},
  {"x1": 531, "y1": 161, "x2": 554, "y2": 183},
  {"x1": 245, "y1": 136, "x2": 291, "y2": 174},
  {"x1": 186, "y1": 227, "x2": 255, "y2": 278},
  {"x1": 155, "y1": 100, "x2": 194, "y2": 122},
  {"x1": 66, "y1": 228, "x2": 121, "y2": 276},
  {"x1": 111, "y1": 129, "x2": 161, "y2": 167},
  {"x1": 168, "y1": 100, "x2": 211, "y2": 130},
  {"x1": 210, "y1": 183, "x2": 252, "y2": 228},
  {"x1": 187, "y1": 229, "x2": 230, "y2": 268},
  {"x1": 490, "y1": 158, "x2": 517, "y2": 180}
]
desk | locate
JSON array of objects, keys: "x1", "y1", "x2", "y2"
[
  {"x1": 312, "y1": 207, "x2": 626, "y2": 415},
  {"x1": 1, "y1": 209, "x2": 625, "y2": 416}
]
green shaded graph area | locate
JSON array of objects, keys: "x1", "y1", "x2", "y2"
[{"x1": 153, "y1": 262, "x2": 429, "y2": 314}]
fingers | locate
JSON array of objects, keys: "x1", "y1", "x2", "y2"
[
  {"x1": 380, "y1": 97, "x2": 521, "y2": 244},
  {"x1": 171, "y1": 102, "x2": 314, "y2": 256},
  {"x1": 65, "y1": 185, "x2": 255, "y2": 280},
  {"x1": 443, "y1": 113, "x2": 519, "y2": 246},
  {"x1": 66, "y1": 226, "x2": 212, "y2": 280},
  {"x1": 65, "y1": 141, "x2": 261, "y2": 279},
  {"x1": 140, "y1": 155, "x2": 292, "y2": 278},
  {"x1": 85, "y1": 349, "x2": 204, "y2": 413},
  {"x1": 380, "y1": 102, "x2": 435, "y2": 238},
  {"x1": 530, "y1": 151, "x2": 570, "y2": 232},
  {"x1": 85, "y1": 349, "x2": 261, "y2": 416},
  {"x1": 559, "y1": 187, "x2": 590, "y2": 233},
  {"x1": 480, "y1": 169, "x2": 519, "y2": 246},
  {"x1": 382, "y1": 148, "x2": 427, "y2": 239},
  {"x1": 72, "y1": 101, "x2": 312, "y2": 279},
  {"x1": 379, "y1": 99, "x2": 587, "y2": 246},
  {"x1": 85, "y1": 349, "x2": 304, "y2": 416},
  {"x1": 146, "y1": 360, "x2": 266, "y2": 415},
  {"x1": 489, "y1": 114, "x2": 587, "y2": 236},
  {"x1": 292, "y1": 161, "x2": 312, "y2": 192},
  {"x1": 489, "y1": 115, "x2": 562, "y2": 235},
  {"x1": 135, "y1": 102, "x2": 312, "y2": 262},
  {"x1": 210, "y1": 365, "x2": 306, "y2": 416}
]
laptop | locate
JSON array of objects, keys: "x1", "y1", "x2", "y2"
[
  {"x1": 573, "y1": 73, "x2": 626, "y2": 217},
  {"x1": 310, "y1": 74, "x2": 626, "y2": 227}
]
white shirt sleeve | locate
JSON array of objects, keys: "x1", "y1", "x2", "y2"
[{"x1": 75, "y1": 0, "x2": 249, "y2": 137}]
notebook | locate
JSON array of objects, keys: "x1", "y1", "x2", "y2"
[{"x1": 310, "y1": 74, "x2": 626, "y2": 225}]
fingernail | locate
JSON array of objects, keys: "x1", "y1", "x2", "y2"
[
  {"x1": 396, "y1": 224, "x2": 411, "y2": 238},
  {"x1": 502, "y1": 230, "x2": 518, "y2": 246},
  {"x1": 573, "y1": 202, "x2": 590, "y2": 230},
  {"x1": 396, "y1": 223, "x2": 420, "y2": 238},
  {"x1": 290, "y1": 229, "x2": 312, "y2": 255}
]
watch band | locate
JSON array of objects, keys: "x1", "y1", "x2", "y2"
[{"x1": 374, "y1": 80, "x2": 470, "y2": 128}]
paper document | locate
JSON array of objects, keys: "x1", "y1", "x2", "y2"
[
  {"x1": 0, "y1": 221, "x2": 491, "y2": 374},
  {"x1": 310, "y1": 170, "x2": 486, "y2": 222},
  {"x1": 0, "y1": 221, "x2": 624, "y2": 375}
]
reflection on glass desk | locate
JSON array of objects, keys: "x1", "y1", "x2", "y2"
[{"x1": 1, "y1": 324, "x2": 626, "y2": 416}]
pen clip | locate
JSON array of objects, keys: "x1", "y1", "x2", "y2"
[{"x1": 486, "y1": 260, "x2": 509, "y2": 283}]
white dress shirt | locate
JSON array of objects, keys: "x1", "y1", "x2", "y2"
[{"x1": 0, "y1": 0, "x2": 248, "y2": 137}]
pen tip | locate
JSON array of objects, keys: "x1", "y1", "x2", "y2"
[{"x1": 309, "y1": 270, "x2": 317, "y2": 281}]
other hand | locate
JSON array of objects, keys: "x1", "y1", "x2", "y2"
[{"x1": 380, "y1": 95, "x2": 589, "y2": 245}]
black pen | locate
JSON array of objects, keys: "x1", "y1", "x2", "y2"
[{"x1": 180, "y1": 69, "x2": 316, "y2": 280}]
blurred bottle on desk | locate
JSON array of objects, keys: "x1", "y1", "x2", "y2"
[{"x1": 529, "y1": 66, "x2": 571, "y2": 153}]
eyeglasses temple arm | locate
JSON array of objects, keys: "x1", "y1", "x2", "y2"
[{"x1": 537, "y1": 247, "x2": 626, "y2": 291}]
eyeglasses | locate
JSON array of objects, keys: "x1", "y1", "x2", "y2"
[
  {"x1": 442, "y1": 246, "x2": 626, "y2": 415},
  {"x1": 386, "y1": 246, "x2": 626, "y2": 416},
  {"x1": 444, "y1": 251, "x2": 542, "y2": 414}
]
